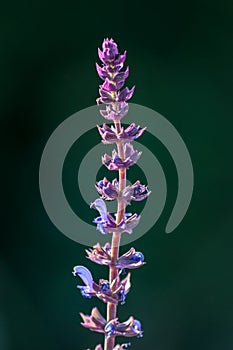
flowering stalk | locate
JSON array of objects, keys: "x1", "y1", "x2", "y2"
[
  {"x1": 73, "y1": 38, "x2": 151, "y2": 350},
  {"x1": 105, "y1": 121, "x2": 126, "y2": 350}
]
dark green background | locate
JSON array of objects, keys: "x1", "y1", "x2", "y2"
[{"x1": 1, "y1": 1, "x2": 233, "y2": 349}]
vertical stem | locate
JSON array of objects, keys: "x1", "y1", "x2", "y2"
[{"x1": 104, "y1": 120, "x2": 126, "y2": 350}]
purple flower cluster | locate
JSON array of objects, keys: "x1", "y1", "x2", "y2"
[
  {"x1": 102, "y1": 143, "x2": 141, "y2": 171},
  {"x1": 80, "y1": 307, "x2": 143, "y2": 339},
  {"x1": 96, "y1": 38, "x2": 135, "y2": 120},
  {"x1": 97, "y1": 123, "x2": 146, "y2": 144},
  {"x1": 73, "y1": 265, "x2": 131, "y2": 305},
  {"x1": 73, "y1": 38, "x2": 150, "y2": 350},
  {"x1": 96, "y1": 39, "x2": 135, "y2": 106},
  {"x1": 96, "y1": 178, "x2": 150, "y2": 204},
  {"x1": 86, "y1": 243, "x2": 145, "y2": 270},
  {"x1": 91, "y1": 198, "x2": 140, "y2": 235}
]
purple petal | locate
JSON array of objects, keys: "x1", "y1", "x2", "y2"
[
  {"x1": 120, "y1": 273, "x2": 131, "y2": 293},
  {"x1": 73, "y1": 265, "x2": 94, "y2": 291},
  {"x1": 106, "y1": 316, "x2": 143, "y2": 338},
  {"x1": 99, "y1": 102, "x2": 129, "y2": 121},
  {"x1": 114, "y1": 50, "x2": 127, "y2": 65},
  {"x1": 107, "y1": 63, "x2": 124, "y2": 73},
  {"x1": 102, "y1": 78, "x2": 117, "y2": 92},
  {"x1": 80, "y1": 307, "x2": 106, "y2": 333},
  {"x1": 90, "y1": 198, "x2": 108, "y2": 221},
  {"x1": 99, "y1": 87, "x2": 114, "y2": 99},
  {"x1": 96, "y1": 177, "x2": 119, "y2": 199},
  {"x1": 122, "y1": 181, "x2": 151, "y2": 203},
  {"x1": 115, "y1": 79, "x2": 126, "y2": 90},
  {"x1": 113, "y1": 67, "x2": 129, "y2": 83},
  {"x1": 102, "y1": 38, "x2": 118, "y2": 56},
  {"x1": 98, "y1": 48, "x2": 106, "y2": 64},
  {"x1": 98, "y1": 86, "x2": 115, "y2": 104},
  {"x1": 102, "y1": 145, "x2": 141, "y2": 170},
  {"x1": 96, "y1": 63, "x2": 108, "y2": 80},
  {"x1": 86, "y1": 243, "x2": 112, "y2": 266},
  {"x1": 118, "y1": 86, "x2": 135, "y2": 102},
  {"x1": 130, "y1": 150, "x2": 141, "y2": 164},
  {"x1": 124, "y1": 214, "x2": 141, "y2": 233},
  {"x1": 99, "y1": 109, "x2": 108, "y2": 117},
  {"x1": 117, "y1": 248, "x2": 145, "y2": 269},
  {"x1": 102, "y1": 153, "x2": 112, "y2": 167},
  {"x1": 124, "y1": 143, "x2": 134, "y2": 158}
]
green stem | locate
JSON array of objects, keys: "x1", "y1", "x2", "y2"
[{"x1": 104, "y1": 120, "x2": 126, "y2": 350}]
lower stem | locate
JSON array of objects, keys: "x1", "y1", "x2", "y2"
[
  {"x1": 104, "y1": 120, "x2": 126, "y2": 350},
  {"x1": 104, "y1": 233, "x2": 121, "y2": 350}
]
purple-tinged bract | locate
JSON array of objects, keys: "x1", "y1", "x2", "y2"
[
  {"x1": 80, "y1": 307, "x2": 106, "y2": 333},
  {"x1": 99, "y1": 102, "x2": 129, "y2": 120},
  {"x1": 122, "y1": 180, "x2": 151, "y2": 204},
  {"x1": 102, "y1": 144, "x2": 141, "y2": 171},
  {"x1": 85, "y1": 242, "x2": 112, "y2": 266},
  {"x1": 95, "y1": 177, "x2": 119, "y2": 200}
]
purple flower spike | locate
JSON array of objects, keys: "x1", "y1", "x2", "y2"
[
  {"x1": 122, "y1": 180, "x2": 151, "y2": 205},
  {"x1": 95, "y1": 177, "x2": 119, "y2": 200},
  {"x1": 97, "y1": 123, "x2": 146, "y2": 144},
  {"x1": 73, "y1": 39, "x2": 150, "y2": 349},
  {"x1": 102, "y1": 144, "x2": 141, "y2": 171},
  {"x1": 104, "y1": 316, "x2": 143, "y2": 339}
]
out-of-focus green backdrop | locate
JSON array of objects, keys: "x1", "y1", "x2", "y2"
[{"x1": 1, "y1": 1, "x2": 233, "y2": 349}]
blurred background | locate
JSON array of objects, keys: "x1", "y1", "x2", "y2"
[{"x1": 1, "y1": 0, "x2": 233, "y2": 349}]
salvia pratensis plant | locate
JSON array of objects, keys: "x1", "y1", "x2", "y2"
[{"x1": 73, "y1": 38, "x2": 151, "y2": 350}]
